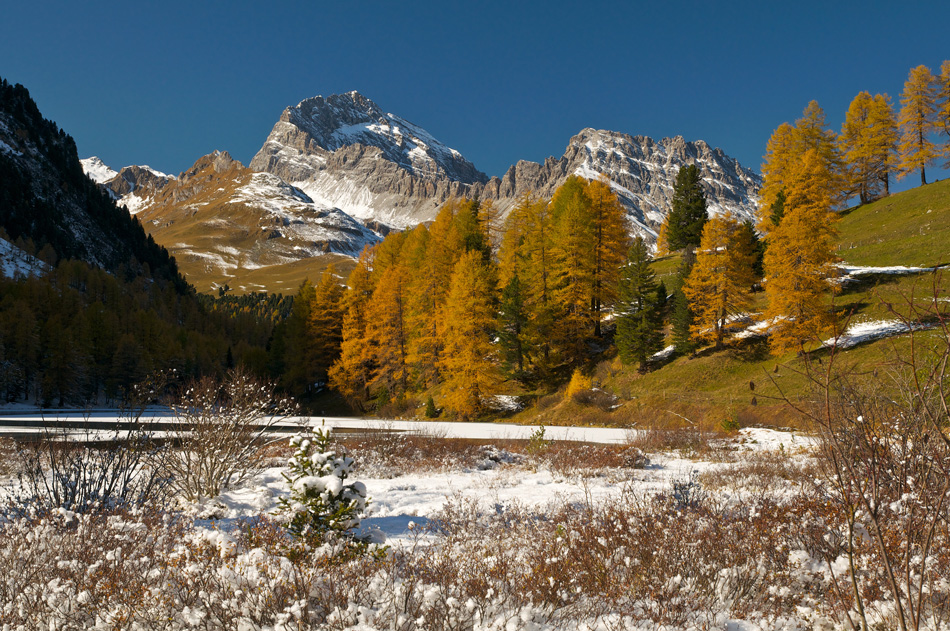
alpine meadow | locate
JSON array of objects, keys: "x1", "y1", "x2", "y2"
[{"x1": 2, "y1": 3, "x2": 950, "y2": 629}]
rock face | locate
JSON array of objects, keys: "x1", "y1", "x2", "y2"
[
  {"x1": 475, "y1": 129, "x2": 762, "y2": 238},
  {"x1": 251, "y1": 92, "x2": 761, "y2": 240},
  {"x1": 250, "y1": 91, "x2": 489, "y2": 229},
  {"x1": 101, "y1": 165, "x2": 175, "y2": 213}
]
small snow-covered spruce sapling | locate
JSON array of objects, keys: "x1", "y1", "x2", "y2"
[{"x1": 277, "y1": 427, "x2": 373, "y2": 546}]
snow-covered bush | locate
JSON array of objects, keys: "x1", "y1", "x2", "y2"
[
  {"x1": 5, "y1": 421, "x2": 171, "y2": 515},
  {"x1": 166, "y1": 368, "x2": 297, "y2": 501},
  {"x1": 277, "y1": 427, "x2": 371, "y2": 544}
]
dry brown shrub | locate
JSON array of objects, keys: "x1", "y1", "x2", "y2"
[
  {"x1": 338, "y1": 430, "x2": 493, "y2": 476},
  {"x1": 540, "y1": 441, "x2": 647, "y2": 478},
  {"x1": 699, "y1": 450, "x2": 820, "y2": 499},
  {"x1": 0, "y1": 437, "x2": 19, "y2": 476},
  {"x1": 422, "y1": 491, "x2": 828, "y2": 627},
  {"x1": 626, "y1": 423, "x2": 727, "y2": 457},
  {"x1": 571, "y1": 387, "x2": 619, "y2": 411}
]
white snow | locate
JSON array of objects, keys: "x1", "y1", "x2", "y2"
[
  {"x1": 80, "y1": 156, "x2": 118, "y2": 183},
  {"x1": 0, "y1": 237, "x2": 49, "y2": 279},
  {"x1": 822, "y1": 318, "x2": 932, "y2": 349},
  {"x1": 186, "y1": 419, "x2": 811, "y2": 543},
  {"x1": 838, "y1": 263, "x2": 937, "y2": 278},
  {"x1": 0, "y1": 137, "x2": 22, "y2": 157}
]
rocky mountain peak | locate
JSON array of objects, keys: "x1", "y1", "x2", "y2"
[
  {"x1": 250, "y1": 91, "x2": 490, "y2": 229},
  {"x1": 180, "y1": 150, "x2": 242, "y2": 181},
  {"x1": 286, "y1": 91, "x2": 390, "y2": 151},
  {"x1": 104, "y1": 164, "x2": 174, "y2": 198}
]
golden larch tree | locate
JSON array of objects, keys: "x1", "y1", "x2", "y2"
[
  {"x1": 401, "y1": 224, "x2": 442, "y2": 389},
  {"x1": 328, "y1": 252, "x2": 376, "y2": 410},
  {"x1": 793, "y1": 101, "x2": 846, "y2": 206},
  {"x1": 364, "y1": 264, "x2": 410, "y2": 400},
  {"x1": 586, "y1": 177, "x2": 631, "y2": 335},
  {"x1": 682, "y1": 214, "x2": 757, "y2": 349},
  {"x1": 897, "y1": 64, "x2": 939, "y2": 185},
  {"x1": 839, "y1": 92, "x2": 897, "y2": 204},
  {"x1": 937, "y1": 60, "x2": 950, "y2": 166},
  {"x1": 759, "y1": 122, "x2": 797, "y2": 231},
  {"x1": 654, "y1": 216, "x2": 671, "y2": 256},
  {"x1": 307, "y1": 265, "x2": 345, "y2": 383},
  {"x1": 437, "y1": 250, "x2": 501, "y2": 420},
  {"x1": 763, "y1": 150, "x2": 840, "y2": 355},
  {"x1": 869, "y1": 93, "x2": 899, "y2": 196},
  {"x1": 499, "y1": 192, "x2": 557, "y2": 373},
  {"x1": 548, "y1": 176, "x2": 596, "y2": 364}
]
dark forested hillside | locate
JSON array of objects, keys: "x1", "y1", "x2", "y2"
[
  {"x1": 0, "y1": 78, "x2": 186, "y2": 290},
  {"x1": 0, "y1": 78, "x2": 281, "y2": 406}
]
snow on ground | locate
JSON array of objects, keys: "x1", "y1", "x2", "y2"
[
  {"x1": 836, "y1": 263, "x2": 940, "y2": 286},
  {"x1": 208, "y1": 421, "x2": 814, "y2": 544},
  {"x1": 0, "y1": 236, "x2": 49, "y2": 279},
  {"x1": 315, "y1": 417, "x2": 632, "y2": 444},
  {"x1": 838, "y1": 264, "x2": 937, "y2": 277},
  {"x1": 822, "y1": 318, "x2": 933, "y2": 349},
  {"x1": 0, "y1": 410, "x2": 814, "y2": 545}
]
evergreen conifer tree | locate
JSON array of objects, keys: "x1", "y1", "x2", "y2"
[
  {"x1": 666, "y1": 164, "x2": 708, "y2": 263},
  {"x1": 670, "y1": 284, "x2": 694, "y2": 357},
  {"x1": 498, "y1": 274, "x2": 528, "y2": 378},
  {"x1": 615, "y1": 237, "x2": 663, "y2": 371}
]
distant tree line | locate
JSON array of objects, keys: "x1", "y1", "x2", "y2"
[{"x1": 0, "y1": 250, "x2": 276, "y2": 406}]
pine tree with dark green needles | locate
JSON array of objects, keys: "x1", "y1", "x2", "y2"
[
  {"x1": 769, "y1": 190, "x2": 787, "y2": 228},
  {"x1": 615, "y1": 237, "x2": 664, "y2": 371},
  {"x1": 666, "y1": 164, "x2": 708, "y2": 260},
  {"x1": 498, "y1": 274, "x2": 529, "y2": 378}
]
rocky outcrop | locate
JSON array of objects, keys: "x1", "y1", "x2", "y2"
[
  {"x1": 250, "y1": 91, "x2": 489, "y2": 229},
  {"x1": 133, "y1": 152, "x2": 380, "y2": 281},
  {"x1": 102, "y1": 164, "x2": 174, "y2": 199},
  {"x1": 473, "y1": 129, "x2": 762, "y2": 238}
]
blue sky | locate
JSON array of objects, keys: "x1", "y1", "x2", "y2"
[{"x1": 3, "y1": 0, "x2": 948, "y2": 188}]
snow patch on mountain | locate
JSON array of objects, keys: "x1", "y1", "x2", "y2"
[
  {"x1": 80, "y1": 156, "x2": 118, "y2": 183},
  {"x1": 232, "y1": 172, "x2": 382, "y2": 257}
]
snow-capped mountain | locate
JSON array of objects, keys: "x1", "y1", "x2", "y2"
[
  {"x1": 78, "y1": 90, "x2": 762, "y2": 293},
  {"x1": 477, "y1": 129, "x2": 762, "y2": 239},
  {"x1": 250, "y1": 91, "x2": 489, "y2": 229},
  {"x1": 131, "y1": 151, "x2": 381, "y2": 293},
  {"x1": 250, "y1": 92, "x2": 760, "y2": 239},
  {"x1": 105, "y1": 165, "x2": 175, "y2": 214}
]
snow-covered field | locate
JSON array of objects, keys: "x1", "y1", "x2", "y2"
[
  {"x1": 203, "y1": 425, "x2": 813, "y2": 543},
  {"x1": 2, "y1": 417, "x2": 946, "y2": 631}
]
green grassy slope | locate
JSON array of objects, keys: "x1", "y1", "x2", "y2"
[{"x1": 836, "y1": 179, "x2": 950, "y2": 267}]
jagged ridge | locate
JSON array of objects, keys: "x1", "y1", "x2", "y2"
[{"x1": 250, "y1": 92, "x2": 761, "y2": 238}]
